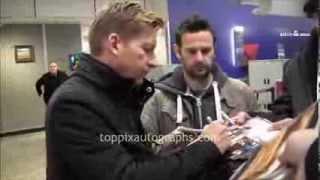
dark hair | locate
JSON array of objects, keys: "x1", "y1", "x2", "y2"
[
  {"x1": 175, "y1": 15, "x2": 216, "y2": 46},
  {"x1": 303, "y1": 0, "x2": 319, "y2": 18}
]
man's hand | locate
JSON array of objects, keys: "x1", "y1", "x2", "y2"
[
  {"x1": 279, "y1": 129, "x2": 318, "y2": 168},
  {"x1": 230, "y1": 111, "x2": 251, "y2": 125},
  {"x1": 202, "y1": 122, "x2": 232, "y2": 154},
  {"x1": 269, "y1": 118, "x2": 295, "y2": 131}
]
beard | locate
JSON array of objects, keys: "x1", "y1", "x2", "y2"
[{"x1": 185, "y1": 63, "x2": 211, "y2": 80}]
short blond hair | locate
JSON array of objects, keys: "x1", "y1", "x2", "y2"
[{"x1": 89, "y1": 0, "x2": 164, "y2": 55}]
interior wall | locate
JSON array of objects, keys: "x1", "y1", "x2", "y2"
[
  {"x1": 0, "y1": 24, "x2": 82, "y2": 133},
  {"x1": 0, "y1": 24, "x2": 46, "y2": 133},
  {"x1": 0, "y1": 26, "x2": 3, "y2": 132},
  {"x1": 46, "y1": 24, "x2": 82, "y2": 72}
]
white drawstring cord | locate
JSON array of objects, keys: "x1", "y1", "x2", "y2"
[
  {"x1": 212, "y1": 81, "x2": 223, "y2": 122},
  {"x1": 176, "y1": 95, "x2": 183, "y2": 124}
]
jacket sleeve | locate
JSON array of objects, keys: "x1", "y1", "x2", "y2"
[
  {"x1": 141, "y1": 90, "x2": 162, "y2": 135},
  {"x1": 48, "y1": 98, "x2": 222, "y2": 180},
  {"x1": 222, "y1": 78, "x2": 258, "y2": 113},
  {"x1": 240, "y1": 82, "x2": 258, "y2": 112},
  {"x1": 35, "y1": 75, "x2": 44, "y2": 96},
  {"x1": 61, "y1": 71, "x2": 69, "y2": 81},
  {"x1": 282, "y1": 60, "x2": 292, "y2": 95}
]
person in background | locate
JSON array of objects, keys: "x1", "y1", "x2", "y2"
[
  {"x1": 46, "y1": 1, "x2": 233, "y2": 180},
  {"x1": 35, "y1": 62, "x2": 68, "y2": 104},
  {"x1": 282, "y1": 27, "x2": 318, "y2": 116},
  {"x1": 271, "y1": 0, "x2": 318, "y2": 130},
  {"x1": 274, "y1": 4, "x2": 319, "y2": 180}
]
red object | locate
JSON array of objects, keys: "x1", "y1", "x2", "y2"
[
  {"x1": 275, "y1": 80, "x2": 287, "y2": 97},
  {"x1": 244, "y1": 43, "x2": 259, "y2": 60}
]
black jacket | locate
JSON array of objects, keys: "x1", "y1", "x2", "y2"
[
  {"x1": 46, "y1": 53, "x2": 223, "y2": 180},
  {"x1": 36, "y1": 70, "x2": 68, "y2": 104},
  {"x1": 283, "y1": 28, "x2": 318, "y2": 115}
]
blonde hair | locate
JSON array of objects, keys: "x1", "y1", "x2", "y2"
[
  {"x1": 89, "y1": 0, "x2": 164, "y2": 56},
  {"x1": 239, "y1": 102, "x2": 317, "y2": 180}
]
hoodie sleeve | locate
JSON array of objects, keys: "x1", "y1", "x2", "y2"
[
  {"x1": 221, "y1": 78, "x2": 259, "y2": 113},
  {"x1": 141, "y1": 89, "x2": 162, "y2": 135}
]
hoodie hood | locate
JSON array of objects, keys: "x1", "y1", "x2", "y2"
[
  {"x1": 155, "y1": 64, "x2": 226, "y2": 127},
  {"x1": 155, "y1": 63, "x2": 228, "y2": 95}
]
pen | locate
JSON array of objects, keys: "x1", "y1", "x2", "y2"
[{"x1": 221, "y1": 111, "x2": 236, "y2": 126}]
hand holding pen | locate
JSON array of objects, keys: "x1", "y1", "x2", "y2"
[
  {"x1": 221, "y1": 111, "x2": 236, "y2": 126},
  {"x1": 229, "y1": 111, "x2": 251, "y2": 125}
]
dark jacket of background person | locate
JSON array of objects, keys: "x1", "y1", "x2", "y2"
[
  {"x1": 35, "y1": 70, "x2": 68, "y2": 104},
  {"x1": 283, "y1": 27, "x2": 318, "y2": 116},
  {"x1": 305, "y1": 137, "x2": 318, "y2": 180},
  {"x1": 46, "y1": 53, "x2": 226, "y2": 180}
]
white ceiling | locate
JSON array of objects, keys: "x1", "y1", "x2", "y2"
[
  {"x1": 240, "y1": 0, "x2": 307, "y2": 17},
  {"x1": 0, "y1": 0, "x2": 168, "y2": 24},
  {"x1": 1, "y1": 0, "x2": 307, "y2": 25}
]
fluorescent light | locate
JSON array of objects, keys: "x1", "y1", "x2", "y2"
[
  {"x1": 230, "y1": 27, "x2": 236, "y2": 66},
  {"x1": 234, "y1": 26, "x2": 245, "y2": 33},
  {"x1": 230, "y1": 26, "x2": 245, "y2": 66}
]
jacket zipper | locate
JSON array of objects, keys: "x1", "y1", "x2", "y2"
[
  {"x1": 183, "y1": 93, "x2": 204, "y2": 129},
  {"x1": 195, "y1": 97, "x2": 203, "y2": 128}
]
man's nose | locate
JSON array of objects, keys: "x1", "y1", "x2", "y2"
[
  {"x1": 148, "y1": 60, "x2": 159, "y2": 69},
  {"x1": 194, "y1": 51, "x2": 204, "y2": 62},
  {"x1": 147, "y1": 54, "x2": 159, "y2": 68}
]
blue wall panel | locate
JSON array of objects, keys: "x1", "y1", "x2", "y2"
[{"x1": 168, "y1": 0, "x2": 314, "y2": 78}]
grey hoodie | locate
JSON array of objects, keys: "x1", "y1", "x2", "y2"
[{"x1": 141, "y1": 64, "x2": 258, "y2": 136}]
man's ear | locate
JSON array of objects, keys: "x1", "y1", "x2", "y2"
[
  {"x1": 173, "y1": 44, "x2": 182, "y2": 62},
  {"x1": 106, "y1": 33, "x2": 121, "y2": 55}
]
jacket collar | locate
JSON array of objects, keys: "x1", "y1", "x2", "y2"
[
  {"x1": 77, "y1": 53, "x2": 135, "y2": 91},
  {"x1": 75, "y1": 53, "x2": 154, "y2": 103}
]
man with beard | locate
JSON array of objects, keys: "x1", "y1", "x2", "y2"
[{"x1": 141, "y1": 15, "x2": 258, "y2": 147}]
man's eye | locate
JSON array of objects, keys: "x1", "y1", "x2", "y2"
[
  {"x1": 144, "y1": 48, "x2": 152, "y2": 53},
  {"x1": 202, "y1": 48, "x2": 211, "y2": 55},
  {"x1": 188, "y1": 49, "x2": 197, "y2": 54}
]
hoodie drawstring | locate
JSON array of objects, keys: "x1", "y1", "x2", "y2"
[
  {"x1": 212, "y1": 81, "x2": 223, "y2": 121},
  {"x1": 176, "y1": 95, "x2": 183, "y2": 124},
  {"x1": 175, "y1": 81, "x2": 222, "y2": 127}
]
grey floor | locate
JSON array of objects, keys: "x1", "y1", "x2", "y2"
[{"x1": 0, "y1": 131, "x2": 46, "y2": 180}]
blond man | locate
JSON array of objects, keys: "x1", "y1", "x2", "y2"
[{"x1": 46, "y1": 1, "x2": 232, "y2": 180}]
